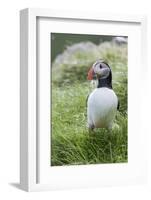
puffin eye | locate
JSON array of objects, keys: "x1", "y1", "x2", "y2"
[{"x1": 99, "y1": 64, "x2": 103, "y2": 69}]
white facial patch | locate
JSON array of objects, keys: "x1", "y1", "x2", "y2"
[
  {"x1": 99, "y1": 68, "x2": 110, "y2": 78},
  {"x1": 93, "y1": 61, "x2": 110, "y2": 78},
  {"x1": 93, "y1": 63, "x2": 102, "y2": 75}
]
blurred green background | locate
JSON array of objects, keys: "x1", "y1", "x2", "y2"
[
  {"x1": 51, "y1": 33, "x2": 128, "y2": 166},
  {"x1": 51, "y1": 33, "x2": 114, "y2": 61}
]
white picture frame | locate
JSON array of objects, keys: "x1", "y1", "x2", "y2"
[{"x1": 20, "y1": 8, "x2": 147, "y2": 192}]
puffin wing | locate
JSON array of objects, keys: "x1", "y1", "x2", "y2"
[
  {"x1": 117, "y1": 98, "x2": 120, "y2": 110},
  {"x1": 86, "y1": 94, "x2": 89, "y2": 107}
]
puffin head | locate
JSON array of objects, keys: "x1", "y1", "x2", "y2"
[{"x1": 87, "y1": 60, "x2": 112, "y2": 89}]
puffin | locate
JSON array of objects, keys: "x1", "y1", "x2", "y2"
[{"x1": 87, "y1": 60, "x2": 119, "y2": 130}]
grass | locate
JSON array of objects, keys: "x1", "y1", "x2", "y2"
[
  {"x1": 51, "y1": 40, "x2": 128, "y2": 166},
  {"x1": 51, "y1": 83, "x2": 127, "y2": 166}
]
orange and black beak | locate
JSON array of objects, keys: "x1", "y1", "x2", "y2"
[{"x1": 87, "y1": 67, "x2": 95, "y2": 80}]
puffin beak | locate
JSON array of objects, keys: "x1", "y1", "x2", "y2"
[{"x1": 87, "y1": 67, "x2": 94, "y2": 80}]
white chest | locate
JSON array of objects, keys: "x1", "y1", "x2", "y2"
[{"x1": 87, "y1": 88, "x2": 118, "y2": 129}]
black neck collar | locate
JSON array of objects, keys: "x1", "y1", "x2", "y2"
[{"x1": 97, "y1": 70, "x2": 112, "y2": 89}]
